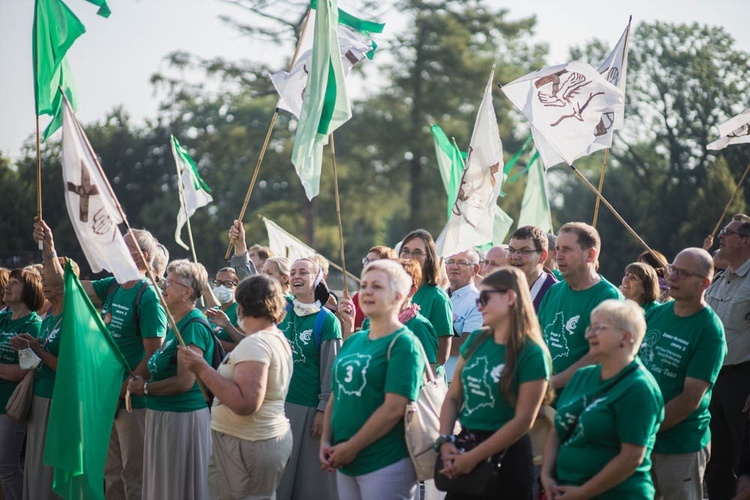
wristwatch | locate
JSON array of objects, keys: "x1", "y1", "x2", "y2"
[
  {"x1": 143, "y1": 381, "x2": 149, "y2": 397},
  {"x1": 433, "y1": 434, "x2": 455, "y2": 452}
]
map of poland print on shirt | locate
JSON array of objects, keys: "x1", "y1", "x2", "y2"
[
  {"x1": 543, "y1": 312, "x2": 579, "y2": 361},
  {"x1": 335, "y1": 353, "x2": 371, "y2": 397},
  {"x1": 640, "y1": 328, "x2": 687, "y2": 380},
  {"x1": 462, "y1": 356, "x2": 502, "y2": 415}
]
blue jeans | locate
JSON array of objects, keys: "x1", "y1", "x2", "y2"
[{"x1": 0, "y1": 414, "x2": 28, "y2": 500}]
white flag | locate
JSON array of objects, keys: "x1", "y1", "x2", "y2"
[
  {"x1": 502, "y1": 61, "x2": 624, "y2": 169},
  {"x1": 271, "y1": 17, "x2": 375, "y2": 119},
  {"x1": 61, "y1": 99, "x2": 141, "y2": 284},
  {"x1": 707, "y1": 109, "x2": 750, "y2": 151},
  {"x1": 263, "y1": 217, "x2": 318, "y2": 261},
  {"x1": 171, "y1": 135, "x2": 213, "y2": 251},
  {"x1": 436, "y1": 67, "x2": 504, "y2": 257}
]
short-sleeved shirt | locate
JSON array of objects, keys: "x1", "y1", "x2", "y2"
[
  {"x1": 146, "y1": 308, "x2": 214, "y2": 412},
  {"x1": 209, "y1": 302, "x2": 238, "y2": 343},
  {"x1": 555, "y1": 360, "x2": 664, "y2": 499},
  {"x1": 642, "y1": 302, "x2": 726, "y2": 453},
  {"x1": 211, "y1": 328, "x2": 293, "y2": 441},
  {"x1": 706, "y1": 259, "x2": 750, "y2": 365},
  {"x1": 0, "y1": 310, "x2": 42, "y2": 412},
  {"x1": 331, "y1": 327, "x2": 424, "y2": 476},
  {"x1": 642, "y1": 301, "x2": 659, "y2": 314},
  {"x1": 413, "y1": 284, "x2": 453, "y2": 338},
  {"x1": 279, "y1": 307, "x2": 342, "y2": 407},
  {"x1": 458, "y1": 331, "x2": 550, "y2": 431},
  {"x1": 538, "y1": 277, "x2": 623, "y2": 375},
  {"x1": 34, "y1": 313, "x2": 63, "y2": 398},
  {"x1": 449, "y1": 283, "x2": 483, "y2": 336},
  {"x1": 362, "y1": 313, "x2": 438, "y2": 366},
  {"x1": 93, "y1": 277, "x2": 168, "y2": 409}
]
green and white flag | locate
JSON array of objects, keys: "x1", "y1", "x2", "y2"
[
  {"x1": 431, "y1": 124, "x2": 465, "y2": 221},
  {"x1": 263, "y1": 216, "x2": 318, "y2": 261},
  {"x1": 271, "y1": 7, "x2": 383, "y2": 119},
  {"x1": 44, "y1": 262, "x2": 129, "y2": 500},
  {"x1": 517, "y1": 153, "x2": 553, "y2": 233},
  {"x1": 171, "y1": 135, "x2": 213, "y2": 251},
  {"x1": 291, "y1": 0, "x2": 352, "y2": 200},
  {"x1": 33, "y1": 0, "x2": 85, "y2": 141}
]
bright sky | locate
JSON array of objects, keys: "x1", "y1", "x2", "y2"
[{"x1": 2, "y1": 0, "x2": 748, "y2": 160}]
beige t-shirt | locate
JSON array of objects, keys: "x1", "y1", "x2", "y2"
[{"x1": 211, "y1": 327, "x2": 293, "y2": 441}]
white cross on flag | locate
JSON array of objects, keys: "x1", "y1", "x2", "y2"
[{"x1": 61, "y1": 98, "x2": 141, "y2": 283}]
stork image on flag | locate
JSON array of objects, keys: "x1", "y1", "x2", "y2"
[
  {"x1": 61, "y1": 98, "x2": 141, "y2": 283},
  {"x1": 502, "y1": 61, "x2": 624, "y2": 169},
  {"x1": 707, "y1": 109, "x2": 750, "y2": 150},
  {"x1": 436, "y1": 67, "x2": 504, "y2": 257}
]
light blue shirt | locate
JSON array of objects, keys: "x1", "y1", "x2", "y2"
[{"x1": 449, "y1": 283, "x2": 483, "y2": 336}]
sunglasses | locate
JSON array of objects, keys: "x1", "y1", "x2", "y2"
[{"x1": 476, "y1": 289, "x2": 509, "y2": 307}]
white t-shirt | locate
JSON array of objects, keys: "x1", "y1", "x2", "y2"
[{"x1": 211, "y1": 327, "x2": 293, "y2": 441}]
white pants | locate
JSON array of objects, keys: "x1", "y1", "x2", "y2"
[{"x1": 336, "y1": 457, "x2": 417, "y2": 500}]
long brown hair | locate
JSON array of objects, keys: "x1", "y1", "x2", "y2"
[
  {"x1": 472, "y1": 267, "x2": 554, "y2": 406},
  {"x1": 400, "y1": 229, "x2": 440, "y2": 286}
]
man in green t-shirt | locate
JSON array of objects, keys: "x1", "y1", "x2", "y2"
[
  {"x1": 538, "y1": 222, "x2": 623, "y2": 394},
  {"x1": 40, "y1": 222, "x2": 167, "y2": 500},
  {"x1": 642, "y1": 248, "x2": 727, "y2": 500}
]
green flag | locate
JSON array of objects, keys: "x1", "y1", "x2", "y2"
[
  {"x1": 517, "y1": 152, "x2": 553, "y2": 233},
  {"x1": 84, "y1": 0, "x2": 111, "y2": 18},
  {"x1": 33, "y1": 0, "x2": 85, "y2": 141},
  {"x1": 44, "y1": 263, "x2": 129, "y2": 500},
  {"x1": 291, "y1": 0, "x2": 352, "y2": 200},
  {"x1": 430, "y1": 124, "x2": 465, "y2": 221}
]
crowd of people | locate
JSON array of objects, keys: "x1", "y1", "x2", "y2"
[{"x1": 0, "y1": 214, "x2": 748, "y2": 500}]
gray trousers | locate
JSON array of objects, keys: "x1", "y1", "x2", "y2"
[{"x1": 23, "y1": 396, "x2": 61, "y2": 500}]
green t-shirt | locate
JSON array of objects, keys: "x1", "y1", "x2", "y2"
[
  {"x1": 642, "y1": 301, "x2": 659, "y2": 314},
  {"x1": 93, "y1": 277, "x2": 168, "y2": 409},
  {"x1": 279, "y1": 307, "x2": 342, "y2": 407},
  {"x1": 538, "y1": 277, "x2": 623, "y2": 375},
  {"x1": 146, "y1": 309, "x2": 214, "y2": 412},
  {"x1": 412, "y1": 284, "x2": 453, "y2": 338},
  {"x1": 331, "y1": 327, "x2": 424, "y2": 476},
  {"x1": 458, "y1": 331, "x2": 550, "y2": 431},
  {"x1": 554, "y1": 359, "x2": 664, "y2": 499},
  {"x1": 362, "y1": 312, "x2": 438, "y2": 366},
  {"x1": 641, "y1": 302, "x2": 726, "y2": 453},
  {"x1": 209, "y1": 302, "x2": 238, "y2": 343},
  {"x1": 33, "y1": 313, "x2": 63, "y2": 398},
  {"x1": 0, "y1": 310, "x2": 42, "y2": 413}
]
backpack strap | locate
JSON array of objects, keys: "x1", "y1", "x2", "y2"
[
  {"x1": 105, "y1": 281, "x2": 150, "y2": 337},
  {"x1": 313, "y1": 308, "x2": 334, "y2": 349}
]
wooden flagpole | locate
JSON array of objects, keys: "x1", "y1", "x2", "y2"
[
  {"x1": 329, "y1": 134, "x2": 349, "y2": 297},
  {"x1": 66, "y1": 96, "x2": 209, "y2": 399},
  {"x1": 224, "y1": 10, "x2": 313, "y2": 260},
  {"x1": 710, "y1": 160, "x2": 750, "y2": 239},
  {"x1": 592, "y1": 148, "x2": 610, "y2": 228},
  {"x1": 569, "y1": 164, "x2": 667, "y2": 267},
  {"x1": 35, "y1": 116, "x2": 44, "y2": 250}
]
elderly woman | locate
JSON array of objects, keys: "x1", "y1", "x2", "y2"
[
  {"x1": 541, "y1": 299, "x2": 664, "y2": 499},
  {"x1": 399, "y1": 229, "x2": 453, "y2": 373},
  {"x1": 0, "y1": 268, "x2": 44, "y2": 499},
  {"x1": 436, "y1": 267, "x2": 552, "y2": 499},
  {"x1": 277, "y1": 257, "x2": 342, "y2": 500},
  {"x1": 321, "y1": 259, "x2": 425, "y2": 499},
  {"x1": 128, "y1": 259, "x2": 215, "y2": 500},
  {"x1": 263, "y1": 257, "x2": 293, "y2": 297},
  {"x1": 621, "y1": 262, "x2": 661, "y2": 312},
  {"x1": 179, "y1": 274, "x2": 293, "y2": 499}
]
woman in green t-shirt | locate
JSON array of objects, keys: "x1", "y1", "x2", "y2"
[
  {"x1": 0, "y1": 267, "x2": 44, "y2": 500},
  {"x1": 321, "y1": 259, "x2": 424, "y2": 499},
  {"x1": 128, "y1": 259, "x2": 215, "y2": 500},
  {"x1": 204, "y1": 266, "x2": 241, "y2": 353},
  {"x1": 620, "y1": 262, "x2": 661, "y2": 312},
  {"x1": 541, "y1": 299, "x2": 664, "y2": 499},
  {"x1": 437, "y1": 267, "x2": 552, "y2": 499}
]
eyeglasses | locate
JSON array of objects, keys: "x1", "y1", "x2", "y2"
[
  {"x1": 362, "y1": 257, "x2": 374, "y2": 265},
  {"x1": 507, "y1": 247, "x2": 540, "y2": 256},
  {"x1": 162, "y1": 278, "x2": 190, "y2": 289},
  {"x1": 476, "y1": 289, "x2": 509, "y2": 307},
  {"x1": 445, "y1": 259, "x2": 475, "y2": 267},
  {"x1": 400, "y1": 249, "x2": 426, "y2": 258},
  {"x1": 719, "y1": 226, "x2": 749, "y2": 238},
  {"x1": 213, "y1": 279, "x2": 238, "y2": 288},
  {"x1": 586, "y1": 323, "x2": 620, "y2": 335},
  {"x1": 666, "y1": 264, "x2": 706, "y2": 280}
]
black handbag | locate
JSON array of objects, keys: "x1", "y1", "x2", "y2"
[{"x1": 433, "y1": 429, "x2": 507, "y2": 496}]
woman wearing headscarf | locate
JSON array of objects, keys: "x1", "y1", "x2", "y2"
[
  {"x1": 276, "y1": 257, "x2": 342, "y2": 500},
  {"x1": 128, "y1": 259, "x2": 215, "y2": 500},
  {"x1": 0, "y1": 268, "x2": 44, "y2": 499}
]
